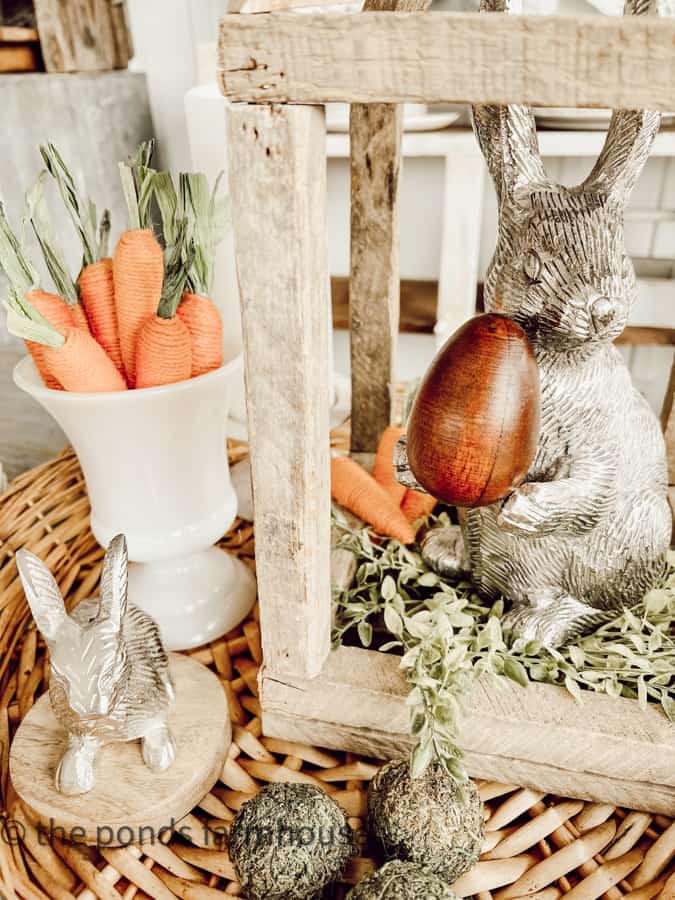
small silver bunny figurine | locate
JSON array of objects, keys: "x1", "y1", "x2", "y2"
[
  {"x1": 16, "y1": 535, "x2": 176, "y2": 795},
  {"x1": 397, "y1": 0, "x2": 672, "y2": 647}
]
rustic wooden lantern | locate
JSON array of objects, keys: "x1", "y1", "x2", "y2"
[{"x1": 219, "y1": 4, "x2": 675, "y2": 814}]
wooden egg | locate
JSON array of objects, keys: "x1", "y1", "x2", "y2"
[{"x1": 407, "y1": 314, "x2": 540, "y2": 508}]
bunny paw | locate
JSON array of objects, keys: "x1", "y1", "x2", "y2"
[
  {"x1": 142, "y1": 724, "x2": 176, "y2": 771},
  {"x1": 498, "y1": 483, "x2": 555, "y2": 536},
  {"x1": 421, "y1": 525, "x2": 469, "y2": 577},
  {"x1": 56, "y1": 743, "x2": 98, "y2": 795}
]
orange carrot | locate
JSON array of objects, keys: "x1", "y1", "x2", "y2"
[
  {"x1": 42, "y1": 326, "x2": 127, "y2": 393},
  {"x1": 113, "y1": 228, "x2": 164, "y2": 386},
  {"x1": 69, "y1": 301, "x2": 91, "y2": 334},
  {"x1": 25, "y1": 289, "x2": 75, "y2": 390},
  {"x1": 79, "y1": 258, "x2": 125, "y2": 378},
  {"x1": 401, "y1": 489, "x2": 437, "y2": 527},
  {"x1": 135, "y1": 314, "x2": 193, "y2": 389},
  {"x1": 331, "y1": 456, "x2": 416, "y2": 545},
  {"x1": 177, "y1": 292, "x2": 222, "y2": 377},
  {"x1": 372, "y1": 425, "x2": 407, "y2": 505}
]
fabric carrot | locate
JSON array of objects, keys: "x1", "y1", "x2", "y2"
[
  {"x1": 25, "y1": 171, "x2": 91, "y2": 334},
  {"x1": 176, "y1": 291, "x2": 222, "y2": 377},
  {"x1": 372, "y1": 425, "x2": 407, "y2": 505},
  {"x1": 40, "y1": 145, "x2": 125, "y2": 378},
  {"x1": 401, "y1": 489, "x2": 437, "y2": 527},
  {"x1": 42, "y1": 326, "x2": 127, "y2": 393},
  {"x1": 174, "y1": 172, "x2": 226, "y2": 377},
  {"x1": 114, "y1": 142, "x2": 164, "y2": 386},
  {"x1": 331, "y1": 456, "x2": 416, "y2": 545},
  {"x1": 25, "y1": 289, "x2": 75, "y2": 389},
  {"x1": 135, "y1": 220, "x2": 194, "y2": 389}
]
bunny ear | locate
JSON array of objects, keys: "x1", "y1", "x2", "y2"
[
  {"x1": 583, "y1": 0, "x2": 669, "y2": 204},
  {"x1": 471, "y1": 0, "x2": 547, "y2": 202},
  {"x1": 16, "y1": 549, "x2": 66, "y2": 643},
  {"x1": 98, "y1": 534, "x2": 128, "y2": 630}
]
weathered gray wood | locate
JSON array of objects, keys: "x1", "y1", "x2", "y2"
[
  {"x1": 34, "y1": 0, "x2": 118, "y2": 72},
  {"x1": 260, "y1": 645, "x2": 675, "y2": 814},
  {"x1": 110, "y1": 1, "x2": 132, "y2": 70},
  {"x1": 348, "y1": 0, "x2": 431, "y2": 453},
  {"x1": 227, "y1": 103, "x2": 332, "y2": 679},
  {"x1": 349, "y1": 102, "x2": 402, "y2": 452},
  {"x1": 218, "y1": 12, "x2": 675, "y2": 108},
  {"x1": 661, "y1": 354, "x2": 675, "y2": 485}
]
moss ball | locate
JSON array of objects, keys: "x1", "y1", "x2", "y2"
[
  {"x1": 229, "y1": 782, "x2": 356, "y2": 900},
  {"x1": 347, "y1": 861, "x2": 459, "y2": 899},
  {"x1": 368, "y1": 760, "x2": 484, "y2": 882}
]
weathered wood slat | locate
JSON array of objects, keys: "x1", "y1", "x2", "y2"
[
  {"x1": 260, "y1": 645, "x2": 675, "y2": 815},
  {"x1": 34, "y1": 0, "x2": 117, "y2": 73},
  {"x1": 662, "y1": 355, "x2": 675, "y2": 485},
  {"x1": 218, "y1": 12, "x2": 675, "y2": 108},
  {"x1": 348, "y1": 0, "x2": 430, "y2": 453},
  {"x1": 227, "y1": 103, "x2": 332, "y2": 679},
  {"x1": 349, "y1": 102, "x2": 402, "y2": 452}
]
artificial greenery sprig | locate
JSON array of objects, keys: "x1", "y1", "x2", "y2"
[
  {"x1": 25, "y1": 172, "x2": 79, "y2": 306},
  {"x1": 119, "y1": 140, "x2": 156, "y2": 231},
  {"x1": 156, "y1": 218, "x2": 195, "y2": 320},
  {"x1": 332, "y1": 509, "x2": 675, "y2": 781},
  {"x1": 40, "y1": 143, "x2": 109, "y2": 267}
]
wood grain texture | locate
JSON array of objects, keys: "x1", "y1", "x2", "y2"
[
  {"x1": 0, "y1": 25, "x2": 38, "y2": 40},
  {"x1": 407, "y1": 314, "x2": 540, "y2": 506},
  {"x1": 349, "y1": 102, "x2": 402, "y2": 453},
  {"x1": 34, "y1": 0, "x2": 117, "y2": 72},
  {"x1": 9, "y1": 654, "x2": 231, "y2": 844},
  {"x1": 227, "y1": 103, "x2": 332, "y2": 679},
  {"x1": 260, "y1": 645, "x2": 675, "y2": 815},
  {"x1": 347, "y1": 0, "x2": 430, "y2": 454},
  {"x1": 662, "y1": 353, "x2": 675, "y2": 484},
  {"x1": 218, "y1": 12, "x2": 675, "y2": 107}
]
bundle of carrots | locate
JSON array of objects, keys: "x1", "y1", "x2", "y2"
[
  {"x1": 331, "y1": 426, "x2": 437, "y2": 544},
  {"x1": 0, "y1": 141, "x2": 227, "y2": 393}
]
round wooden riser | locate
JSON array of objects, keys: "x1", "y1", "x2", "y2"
[{"x1": 9, "y1": 654, "x2": 231, "y2": 846}]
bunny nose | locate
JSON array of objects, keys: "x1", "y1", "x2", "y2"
[{"x1": 590, "y1": 297, "x2": 615, "y2": 330}]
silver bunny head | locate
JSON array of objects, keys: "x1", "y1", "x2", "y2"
[
  {"x1": 18, "y1": 535, "x2": 129, "y2": 720},
  {"x1": 16, "y1": 535, "x2": 175, "y2": 794},
  {"x1": 473, "y1": 0, "x2": 665, "y2": 351}
]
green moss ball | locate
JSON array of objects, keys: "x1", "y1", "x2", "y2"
[
  {"x1": 347, "y1": 861, "x2": 459, "y2": 899},
  {"x1": 368, "y1": 760, "x2": 484, "y2": 882},
  {"x1": 229, "y1": 782, "x2": 356, "y2": 900}
]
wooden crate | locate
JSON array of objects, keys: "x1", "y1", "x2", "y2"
[{"x1": 219, "y1": 5, "x2": 675, "y2": 815}]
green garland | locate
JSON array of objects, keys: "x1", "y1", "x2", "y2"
[{"x1": 332, "y1": 509, "x2": 675, "y2": 781}]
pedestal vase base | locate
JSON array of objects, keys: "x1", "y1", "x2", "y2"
[{"x1": 127, "y1": 547, "x2": 257, "y2": 651}]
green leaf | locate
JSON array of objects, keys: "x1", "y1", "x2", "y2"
[
  {"x1": 357, "y1": 620, "x2": 373, "y2": 648},
  {"x1": 383, "y1": 605, "x2": 403, "y2": 637},
  {"x1": 503, "y1": 658, "x2": 529, "y2": 688},
  {"x1": 410, "y1": 737, "x2": 434, "y2": 778},
  {"x1": 661, "y1": 695, "x2": 675, "y2": 723},
  {"x1": 381, "y1": 575, "x2": 396, "y2": 601},
  {"x1": 564, "y1": 674, "x2": 583, "y2": 703}
]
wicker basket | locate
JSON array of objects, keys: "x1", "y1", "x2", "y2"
[{"x1": 0, "y1": 448, "x2": 673, "y2": 899}]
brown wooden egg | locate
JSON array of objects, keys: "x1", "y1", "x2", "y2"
[{"x1": 406, "y1": 314, "x2": 540, "y2": 508}]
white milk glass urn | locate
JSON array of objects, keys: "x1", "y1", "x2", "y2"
[{"x1": 14, "y1": 354, "x2": 256, "y2": 651}]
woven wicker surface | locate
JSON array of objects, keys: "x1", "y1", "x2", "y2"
[{"x1": 0, "y1": 448, "x2": 674, "y2": 900}]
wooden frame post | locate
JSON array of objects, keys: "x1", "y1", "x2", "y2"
[
  {"x1": 227, "y1": 103, "x2": 332, "y2": 678},
  {"x1": 349, "y1": 102, "x2": 402, "y2": 452}
]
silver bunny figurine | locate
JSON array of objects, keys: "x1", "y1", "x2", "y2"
[
  {"x1": 16, "y1": 535, "x2": 176, "y2": 795},
  {"x1": 397, "y1": 0, "x2": 672, "y2": 647}
]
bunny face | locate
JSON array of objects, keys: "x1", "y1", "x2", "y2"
[
  {"x1": 488, "y1": 188, "x2": 635, "y2": 349},
  {"x1": 47, "y1": 611, "x2": 126, "y2": 722}
]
